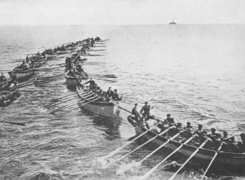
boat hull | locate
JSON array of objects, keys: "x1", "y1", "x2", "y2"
[
  {"x1": 13, "y1": 70, "x2": 34, "y2": 82},
  {"x1": 77, "y1": 90, "x2": 120, "y2": 117},
  {"x1": 129, "y1": 117, "x2": 245, "y2": 174},
  {"x1": 65, "y1": 75, "x2": 78, "y2": 90}
]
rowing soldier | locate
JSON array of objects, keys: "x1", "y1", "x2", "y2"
[
  {"x1": 206, "y1": 128, "x2": 221, "y2": 150},
  {"x1": 85, "y1": 78, "x2": 96, "y2": 90},
  {"x1": 208, "y1": 128, "x2": 221, "y2": 141},
  {"x1": 112, "y1": 89, "x2": 122, "y2": 101},
  {"x1": 237, "y1": 133, "x2": 245, "y2": 153},
  {"x1": 164, "y1": 114, "x2": 175, "y2": 126},
  {"x1": 192, "y1": 124, "x2": 208, "y2": 146},
  {"x1": 167, "y1": 123, "x2": 183, "y2": 137},
  {"x1": 221, "y1": 131, "x2": 240, "y2": 153},
  {"x1": 105, "y1": 87, "x2": 114, "y2": 98},
  {"x1": 184, "y1": 122, "x2": 193, "y2": 131},
  {"x1": 180, "y1": 122, "x2": 193, "y2": 139}
]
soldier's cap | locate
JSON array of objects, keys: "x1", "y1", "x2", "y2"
[
  {"x1": 135, "y1": 103, "x2": 138, "y2": 105},
  {"x1": 187, "y1": 122, "x2": 191, "y2": 125},
  {"x1": 167, "y1": 114, "x2": 171, "y2": 117},
  {"x1": 198, "y1": 124, "x2": 203, "y2": 127},
  {"x1": 177, "y1": 123, "x2": 182, "y2": 127},
  {"x1": 211, "y1": 128, "x2": 216, "y2": 131},
  {"x1": 114, "y1": 89, "x2": 117, "y2": 91},
  {"x1": 223, "y1": 131, "x2": 228, "y2": 134},
  {"x1": 145, "y1": 101, "x2": 148, "y2": 104}
]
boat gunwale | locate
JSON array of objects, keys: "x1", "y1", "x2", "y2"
[
  {"x1": 77, "y1": 90, "x2": 115, "y2": 107},
  {"x1": 130, "y1": 116, "x2": 245, "y2": 159}
]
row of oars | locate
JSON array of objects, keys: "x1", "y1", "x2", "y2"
[
  {"x1": 99, "y1": 107, "x2": 225, "y2": 180},
  {"x1": 47, "y1": 91, "x2": 100, "y2": 116}
]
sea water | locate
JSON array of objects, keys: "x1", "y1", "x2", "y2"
[{"x1": 0, "y1": 24, "x2": 245, "y2": 179}]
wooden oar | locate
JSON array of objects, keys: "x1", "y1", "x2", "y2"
[
  {"x1": 57, "y1": 96, "x2": 100, "y2": 117},
  {"x1": 94, "y1": 78, "x2": 117, "y2": 82},
  {"x1": 36, "y1": 73, "x2": 63, "y2": 80},
  {"x1": 54, "y1": 93, "x2": 77, "y2": 100},
  {"x1": 0, "y1": 121, "x2": 25, "y2": 126},
  {"x1": 51, "y1": 95, "x2": 97, "y2": 113},
  {"x1": 17, "y1": 82, "x2": 35, "y2": 88},
  {"x1": 139, "y1": 136, "x2": 195, "y2": 180},
  {"x1": 118, "y1": 106, "x2": 131, "y2": 113},
  {"x1": 103, "y1": 126, "x2": 174, "y2": 168},
  {"x1": 99, "y1": 123, "x2": 171, "y2": 164},
  {"x1": 48, "y1": 92, "x2": 92, "y2": 108},
  {"x1": 32, "y1": 67, "x2": 60, "y2": 71},
  {"x1": 89, "y1": 73, "x2": 117, "y2": 78},
  {"x1": 200, "y1": 142, "x2": 224, "y2": 180},
  {"x1": 168, "y1": 138, "x2": 210, "y2": 180},
  {"x1": 48, "y1": 91, "x2": 91, "y2": 106},
  {"x1": 139, "y1": 133, "x2": 191, "y2": 163}
]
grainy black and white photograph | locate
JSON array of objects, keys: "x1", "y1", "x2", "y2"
[{"x1": 0, "y1": 0, "x2": 245, "y2": 179}]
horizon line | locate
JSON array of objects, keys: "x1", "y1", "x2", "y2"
[{"x1": 0, "y1": 23, "x2": 244, "y2": 27}]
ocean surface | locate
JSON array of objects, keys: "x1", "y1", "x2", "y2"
[{"x1": 0, "y1": 24, "x2": 245, "y2": 180}]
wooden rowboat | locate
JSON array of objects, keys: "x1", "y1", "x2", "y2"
[
  {"x1": 10, "y1": 69, "x2": 34, "y2": 83},
  {"x1": 77, "y1": 90, "x2": 120, "y2": 117},
  {"x1": 33, "y1": 61, "x2": 46, "y2": 68},
  {"x1": 65, "y1": 75, "x2": 79, "y2": 90},
  {"x1": 127, "y1": 116, "x2": 245, "y2": 174}
]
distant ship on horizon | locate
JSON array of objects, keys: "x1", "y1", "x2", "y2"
[{"x1": 169, "y1": 18, "x2": 177, "y2": 25}]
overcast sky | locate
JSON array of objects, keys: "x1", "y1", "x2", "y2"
[{"x1": 0, "y1": 0, "x2": 244, "y2": 25}]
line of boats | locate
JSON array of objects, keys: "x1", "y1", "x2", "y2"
[
  {"x1": 1, "y1": 35, "x2": 244, "y2": 179},
  {"x1": 0, "y1": 37, "x2": 100, "y2": 107}
]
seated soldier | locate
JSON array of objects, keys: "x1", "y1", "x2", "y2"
[
  {"x1": 221, "y1": 132, "x2": 240, "y2": 153},
  {"x1": 206, "y1": 128, "x2": 221, "y2": 150},
  {"x1": 192, "y1": 124, "x2": 208, "y2": 146},
  {"x1": 112, "y1": 89, "x2": 123, "y2": 101},
  {"x1": 184, "y1": 122, "x2": 193, "y2": 131},
  {"x1": 105, "y1": 87, "x2": 114, "y2": 98},
  {"x1": 181, "y1": 122, "x2": 193, "y2": 139},
  {"x1": 167, "y1": 123, "x2": 183, "y2": 137},
  {"x1": 164, "y1": 114, "x2": 175, "y2": 126},
  {"x1": 85, "y1": 78, "x2": 96, "y2": 90},
  {"x1": 208, "y1": 128, "x2": 221, "y2": 141},
  {"x1": 237, "y1": 133, "x2": 245, "y2": 153},
  {"x1": 97, "y1": 90, "x2": 106, "y2": 101}
]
